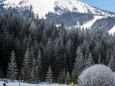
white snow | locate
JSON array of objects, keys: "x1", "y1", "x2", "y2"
[
  {"x1": 55, "y1": 0, "x2": 93, "y2": 13},
  {"x1": 2, "y1": 0, "x2": 115, "y2": 18},
  {"x1": 3, "y1": 0, "x2": 56, "y2": 18},
  {"x1": 0, "y1": 81, "x2": 69, "y2": 86},
  {"x1": 78, "y1": 64, "x2": 114, "y2": 86},
  {"x1": 81, "y1": 16, "x2": 104, "y2": 29},
  {"x1": 3, "y1": 0, "x2": 20, "y2": 6},
  {"x1": 108, "y1": 24, "x2": 115, "y2": 35}
]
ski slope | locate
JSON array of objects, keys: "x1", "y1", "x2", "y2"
[
  {"x1": 81, "y1": 16, "x2": 103, "y2": 29},
  {"x1": 108, "y1": 24, "x2": 115, "y2": 35}
]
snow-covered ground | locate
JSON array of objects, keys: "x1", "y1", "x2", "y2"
[
  {"x1": 108, "y1": 24, "x2": 115, "y2": 35},
  {"x1": 81, "y1": 15, "x2": 104, "y2": 29},
  {"x1": 2, "y1": 0, "x2": 114, "y2": 18},
  {"x1": 0, "y1": 81, "x2": 69, "y2": 86}
]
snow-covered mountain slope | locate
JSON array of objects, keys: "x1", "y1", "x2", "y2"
[
  {"x1": 81, "y1": 15, "x2": 105, "y2": 29},
  {"x1": 1, "y1": 0, "x2": 115, "y2": 33},
  {"x1": 108, "y1": 24, "x2": 115, "y2": 35},
  {"x1": 1, "y1": 0, "x2": 115, "y2": 18}
]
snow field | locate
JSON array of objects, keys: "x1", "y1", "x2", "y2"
[{"x1": 0, "y1": 81, "x2": 69, "y2": 86}]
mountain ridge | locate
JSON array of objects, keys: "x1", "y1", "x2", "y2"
[
  {"x1": 1, "y1": 0, "x2": 115, "y2": 18},
  {"x1": 0, "y1": 0, "x2": 115, "y2": 34}
]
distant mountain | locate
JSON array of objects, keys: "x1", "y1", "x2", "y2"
[
  {"x1": 0, "y1": 0, "x2": 115, "y2": 33},
  {"x1": 1, "y1": 0, "x2": 115, "y2": 18}
]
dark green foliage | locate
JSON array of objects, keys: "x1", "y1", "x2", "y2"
[
  {"x1": 46, "y1": 66, "x2": 53, "y2": 83},
  {"x1": 7, "y1": 50, "x2": 18, "y2": 80},
  {"x1": 0, "y1": 13, "x2": 115, "y2": 84}
]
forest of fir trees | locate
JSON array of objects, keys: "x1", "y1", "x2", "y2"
[{"x1": 0, "y1": 13, "x2": 115, "y2": 84}]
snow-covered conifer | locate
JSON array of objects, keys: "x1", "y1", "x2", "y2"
[
  {"x1": 46, "y1": 66, "x2": 53, "y2": 83},
  {"x1": 85, "y1": 53, "x2": 94, "y2": 68},
  {"x1": 22, "y1": 48, "x2": 31, "y2": 82},
  {"x1": 78, "y1": 64, "x2": 114, "y2": 86},
  {"x1": 108, "y1": 55, "x2": 115, "y2": 71},
  {"x1": 8, "y1": 50, "x2": 18, "y2": 80},
  {"x1": 30, "y1": 57, "x2": 40, "y2": 83},
  {"x1": 72, "y1": 47, "x2": 84, "y2": 83}
]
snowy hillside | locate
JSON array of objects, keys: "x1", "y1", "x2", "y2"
[
  {"x1": 0, "y1": 0, "x2": 115, "y2": 32},
  {"x1": 108, "y1": 24, "x2": 115, "y2": 35},
  {"x1": 1, "y1": 0, "x2": 114, "y2": 18},
  {"x1": 81, "y1": 15, "x2": 105, "y2": 29},
  {"x1": 69, "y1": 15, "x2": 111, "y2": 29}
]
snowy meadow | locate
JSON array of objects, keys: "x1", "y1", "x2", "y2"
[{"x1": 0, "y1": 81, "x2": 69, "y2": 86}]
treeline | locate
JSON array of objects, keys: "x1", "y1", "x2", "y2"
[{"x1": 0, "y1": 13, "x2": 115, "y2": 84}]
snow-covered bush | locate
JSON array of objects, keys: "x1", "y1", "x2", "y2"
[
  {"x1": 113, "y1": 72, "x2": 115, "y2": 85},
  {"x1": 78, "y1": 64, "x2": 114, "y2": 86}
]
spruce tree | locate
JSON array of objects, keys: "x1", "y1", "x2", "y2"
[
  {"x1": 66, "y1": 39, "x2": 74, "y2": 73},
  {"x1": 57, "y1": 69, "x2": 66, "y2": 84},
  {"x1": 72, "y1": 47, "x2": 84, "y2": 83},
  {"x1": 29, "y1": 47, "x2": 35, "y2": 70},
  {"x1": 46, "y1": 66, "x2": 53, "y2": 83},
  {"x1": 22, "y1": 48, "x2": 31, "y2": 82},
  {"x1": 30, "y1": 57, "x2": 40, "y2": 83},
  {"x1": 65, "y1": 72, "x2": 71, "y2": 85},
  {"x1": 35, "y1": 50, "x2": 42, "y2": 82},
  {"x1": 85, "y1": 53, "x2": 94, "y2": 68},
  {"x1": 28, "y1": 50, "x2": 42, "y2": 83},
  {"x1": 8, "y1": 50, "x2": 18, "y2": 80},
  {"x1": 108, "y1": 55, "x2": 115, "y2": 71}
]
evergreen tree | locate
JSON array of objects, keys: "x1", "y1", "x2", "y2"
[
  {"x1": 33, "y1": 37, "x2": 39, "y2": 57},
  {"x1": 108, "y1": 55, "x2": 115, "y2": 71},
  {"x1": 1, "y1": 13, "x2": 115, "y2": 84},
  {"x1": 72, "y1": 47, "x2": 84, "y2": 83},
  {"x1": 29, "y1": 47, "x2": 35, "y2": 69},
  {"x1": 29, "y1": 21, "x2": 36, "y2": 30},
  {"x1": 22, "y1": 48, "x2": 31, "y2": 82},
  {"x1": 36, "y1": 49, "x2": 42, "y2": 82},
  {"x1": 85, "y1": 53, "x2": 94, "y2": 68},
  {"x1": 57, "y1": 69, "x2": 66, "y2": 84},
  {"x1": 98, "y1": 55, "x2": 101, "y2": 64},
  {"x1": 46, "y1": 66, "x2": 53, "y2": 83},
  {"x1": 66, "y1": 39, "x2": 74, "y2": 73},
  {"x1": 29, "y1": 50, "x2": 42, "y2": 83},
  {"x1": 30, "y1": 57, "x2": 40, "y2": 83},
  {"x1": 8, "y1": 50, "x2": 18, "y2": 80},
  {"x1": 27, "y1": 35, "x2": 32, "y2": 49},
  {"x1": 65, "y1": 72, "x2": 71, "y2": 85}
]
